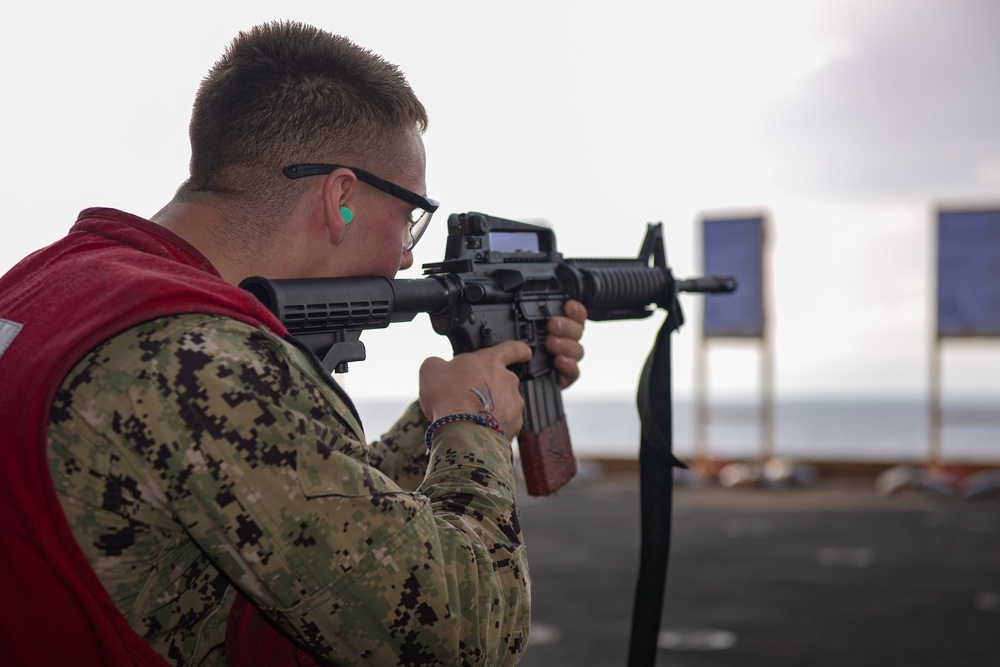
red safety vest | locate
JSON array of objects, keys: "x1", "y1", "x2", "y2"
[{"x1": 0, "y1": 208, "x2": 293, "y2": 666}]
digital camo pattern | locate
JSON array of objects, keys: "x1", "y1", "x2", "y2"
[
  {"x1": 47, "y1": 314, "x2": 529, "y2": 666},
  {"x1": 369, "y1": 400, "x2": 432, "y2": 492}
]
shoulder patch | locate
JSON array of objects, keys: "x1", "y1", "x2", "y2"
[{"x1": 0, "y1": 318, "x2": 23, "y2": 360}]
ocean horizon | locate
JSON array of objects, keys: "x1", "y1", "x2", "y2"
[{"x1": 353, "y1": 395, "x2": 1000, "y2": 466}]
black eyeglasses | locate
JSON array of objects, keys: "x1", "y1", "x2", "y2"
[{"x1": 283, "y1": 164, "x2": 439, "y2": 252}]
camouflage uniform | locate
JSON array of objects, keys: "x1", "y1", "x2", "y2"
[{"x1": 47, "y1": 313, "x2": 529, "y2": 667}]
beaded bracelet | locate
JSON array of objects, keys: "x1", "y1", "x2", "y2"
[{"x1": 424, "y1": 412, "x2": 506, "y2": 451}]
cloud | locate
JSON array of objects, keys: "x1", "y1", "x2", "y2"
[{"x1": 762, "y1": 0, "x2": 1000, "y2": 200}]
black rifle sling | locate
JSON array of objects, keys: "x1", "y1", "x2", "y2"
[{"x1": 628, "y1": 305, "x2": 686, "y2": 667}]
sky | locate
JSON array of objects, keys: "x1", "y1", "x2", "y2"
[{"x1": 2, "y1": 0, "x2": 999, "y2": 411}]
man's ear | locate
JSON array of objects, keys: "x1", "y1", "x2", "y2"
[{"x1": 321, "y1": 168, "x2": 357, "y2": 244}]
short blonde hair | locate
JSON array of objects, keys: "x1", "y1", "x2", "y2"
[{"x1": 179, "y1": 21, "x2": 427, "y2": 223}]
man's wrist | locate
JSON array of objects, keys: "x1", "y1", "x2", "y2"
[{"x1": 424, "y1": 412, "x2": 505, "y2": 451}]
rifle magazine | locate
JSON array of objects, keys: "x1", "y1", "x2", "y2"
[{"x1": 518, "y1": 418, "x2": 576, "y2": 496}]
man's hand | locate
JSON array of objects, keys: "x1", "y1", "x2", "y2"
[
  {"x1": 419, "y1": 299, "x2": 586, "y2": 438},
  {"x1": 546, "y1": 299, "x2": 588, "y2": 388},
  {"x1": 419, "y1": 340, "x2": 532, "y2": 438}
]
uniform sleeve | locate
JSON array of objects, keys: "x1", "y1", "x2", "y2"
[
  {"x1": 70, "y1": 316, "x2": 530, "y2": 666},
  {"x1": 367, "y1": 400, "x2": 432, "y2": 492}
]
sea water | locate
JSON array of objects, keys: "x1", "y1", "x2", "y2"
[{"x1": 353, "y1": 396, "x2": 1000, "y2": 465}]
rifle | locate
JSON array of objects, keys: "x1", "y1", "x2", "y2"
[{"x1": 239, "y1": 211, "x2": 735, "y2": 496}]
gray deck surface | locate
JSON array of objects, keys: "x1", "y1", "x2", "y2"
[{"x1": 514, "y1": 474, "x2": 1000, "y2": 666}]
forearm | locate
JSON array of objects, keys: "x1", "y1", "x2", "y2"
[
  {"x1": 267, "y1": 421, "x2": 528, "y2": 665},
  {"x1": 418, "y1": 421, "x2": 530, "y2": 661},
  {"x1": 368, "y1": 400, "x2": 431, "y2": 492}
]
